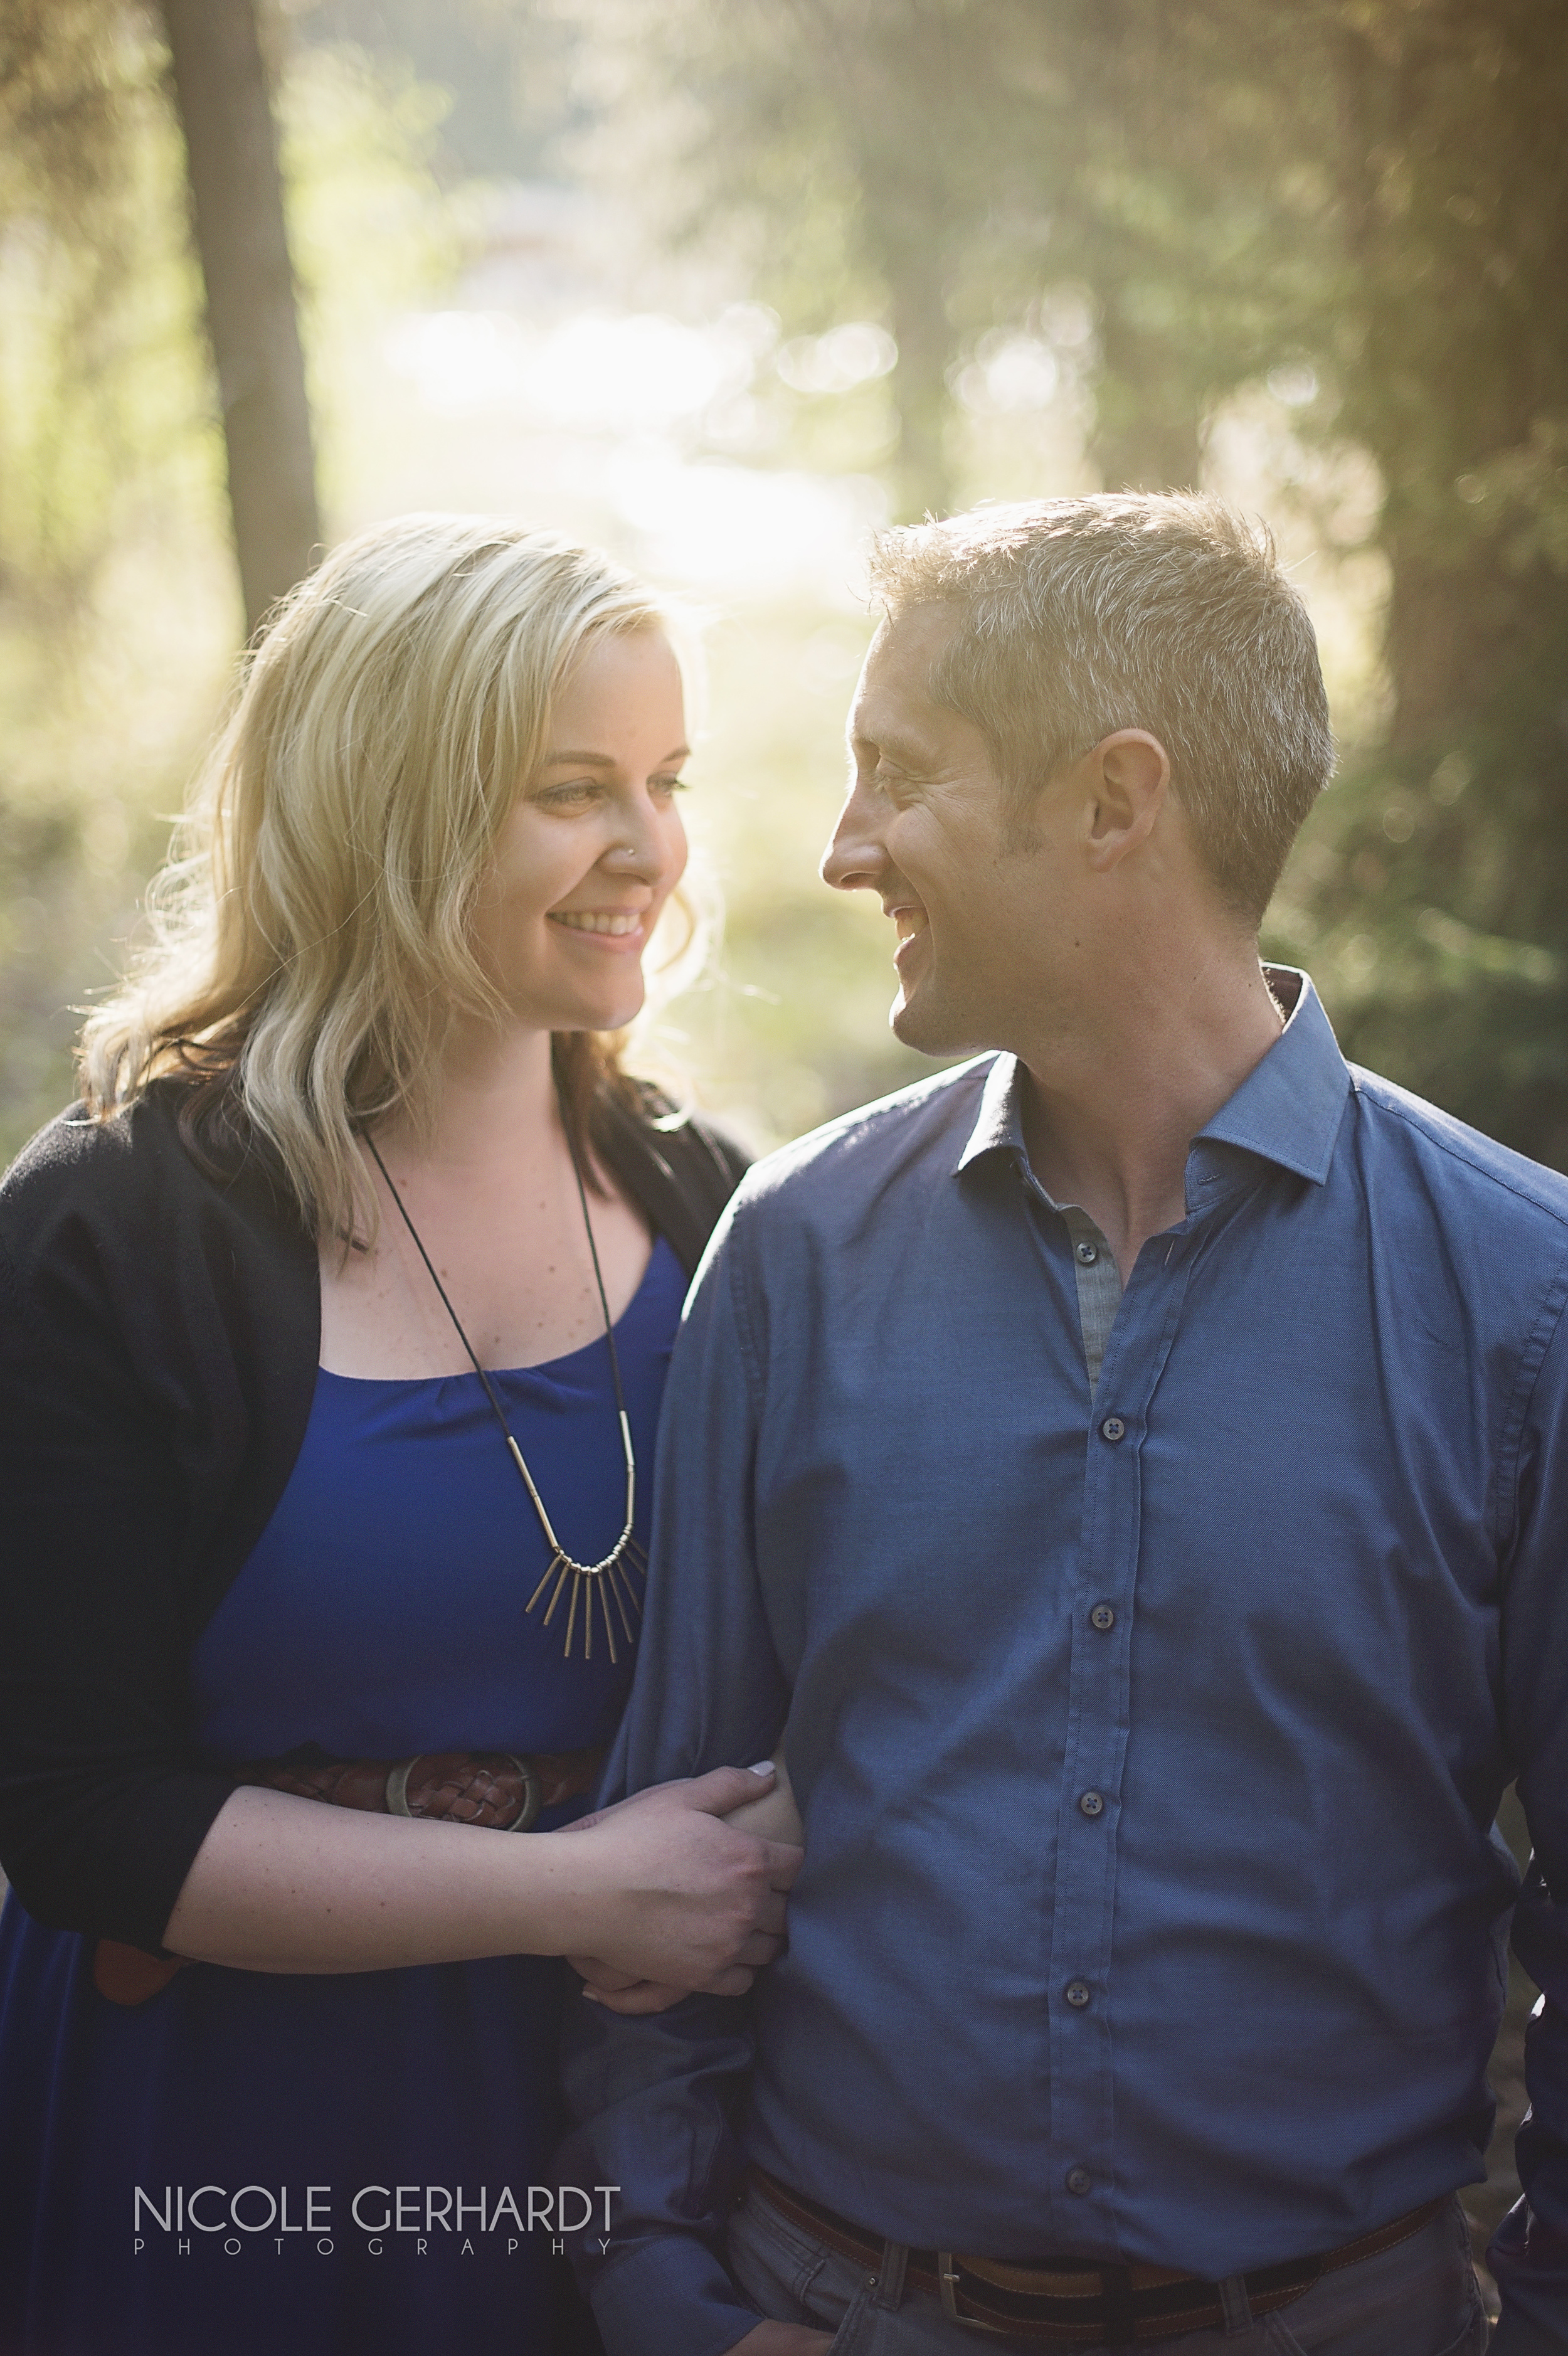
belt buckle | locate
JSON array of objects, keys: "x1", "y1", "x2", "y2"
[
  {"x1": 506, "y1": 1754, "x2": 543, "y2": 1832},
  {"x1": 937, "y1": 2253, "x2": 1016, "y2": 2337}
]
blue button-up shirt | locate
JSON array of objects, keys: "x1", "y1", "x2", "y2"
[{"x1": 562, "y1": 973, "x2": 1568, "y2": 2356}]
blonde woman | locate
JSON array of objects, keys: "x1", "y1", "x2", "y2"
[{"x1": 0, "y1": 516, "x2": 801, "y2": 2356}]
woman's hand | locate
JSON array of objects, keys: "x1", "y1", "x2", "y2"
[
  {"x1": 552, "y1": 1764, "x2": 800, "y2": 2005},
  {"x1": 569, "y1": 1754, "x2": 805, "y2": 2014}
]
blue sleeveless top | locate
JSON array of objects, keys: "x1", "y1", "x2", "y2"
[
  {"x1": 191, "y1": 1243, "x2": 686, "y2": 1768},
  {"x1": 0, "y1": 1236, "x2": 687, "y2": 2356}
]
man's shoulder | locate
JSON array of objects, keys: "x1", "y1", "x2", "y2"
[
  {"x1": 1350, "y1": 1064, "x2": 1568, "y2": 1241},
  {"x1": 732, "y1": 1056, "x2": 996, "y2": 1227}
]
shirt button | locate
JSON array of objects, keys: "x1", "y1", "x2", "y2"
[
  {"x1": 1099, "y1": 1415, "x2": 1126, "y2": 1443},
  {"x1": 1075, "y1": 1241, "x2": 1098, "y2": 1265},
  {"x1": 1089, "y1": 1603, "x2": 1116, "y2": 1632},
  {"x1": 1065, "y1": 1980, "x2": 1091, "y2": 2008},
  {"x1": 1079, "y1": 1790, "x2": 1105, "y2": 1818},
  {"x1": 1066, "y1": 2166, "x2": 1093, "y2": 2197}
]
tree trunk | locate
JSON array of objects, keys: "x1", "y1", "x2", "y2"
[{"x1": 159, "y1": 0, "x2": 320, "y2": 636}]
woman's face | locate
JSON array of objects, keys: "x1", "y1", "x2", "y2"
[{"x1": 470, "y1": 627, "x2": 691, "y2": 1035}]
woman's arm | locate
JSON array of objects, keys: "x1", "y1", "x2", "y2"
[{"x1": 163, "y1": 1766, "x2": 800, "y2": 1991}]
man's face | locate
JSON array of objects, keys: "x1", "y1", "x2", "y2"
[{"x1": 822, "y1": 603, "x2": 1079, "y2": 1059}]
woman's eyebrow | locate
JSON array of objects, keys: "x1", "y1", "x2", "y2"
[
  {"x1": 540, "y1": 749, "x2": 616, "y2": 766},
  {"x1": 541, "y1": 745, "x2": 692, "y2": 766}
]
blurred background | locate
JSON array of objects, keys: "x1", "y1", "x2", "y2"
[{"x1": 3, "y1": 0, "x2": 1563, "y2": 2289}]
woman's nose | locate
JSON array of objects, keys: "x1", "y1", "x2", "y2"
[{"x1": 602, "y1": 796, "x2": 679, "y2": 884}]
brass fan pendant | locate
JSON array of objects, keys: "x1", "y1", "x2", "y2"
[
  {"x1": 363, "y1": 1122, "x2": 648, "y2": 1667},
  {"x1": 514, "y1": 1422, "x2": 647, "y2": 1663}
]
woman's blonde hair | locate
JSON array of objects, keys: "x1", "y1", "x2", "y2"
[{"x1": 80, "y1": 512, "x2": 692, "y2": 1239}]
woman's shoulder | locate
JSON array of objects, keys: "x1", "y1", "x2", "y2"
[
  {"x1": 1, "y1": 1091, "x2": 179, "y2": 1241},
  {"x1": 593, "y1": 1077, "x2": 751, "y2": 1277},
  {"x1": 0, "y1": 1084, "x2": 311, "y2": 1309},
  {"x1": 618, "y1": 1076, "x2": 751, "y2": 1182}
]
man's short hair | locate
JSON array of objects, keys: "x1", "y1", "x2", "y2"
[{"x1": 867, "y1": 493, "x2": 1335, "y2": 921}]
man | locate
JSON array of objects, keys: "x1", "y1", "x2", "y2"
[{"x1": 563, "y1": 494, "x2": 1568, "y2": 2355}]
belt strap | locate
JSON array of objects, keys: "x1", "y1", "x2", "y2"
[
  {"x1": 234, "y1": 1744, "x2": 605, "y2": 1832},
  {"x1": 92, "y1": 1744, "x2": 604, "y2": 2008},
  {"x1": 750, "y1": 2169, "x2": 1448, "y2": 2345}
]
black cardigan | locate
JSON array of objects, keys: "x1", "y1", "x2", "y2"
[{"x1": 0, "y1": 1082, "x2": 746, "y2": 1953}]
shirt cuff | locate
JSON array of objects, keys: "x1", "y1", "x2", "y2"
[
  {"x1": 1491, "y1": 2197, "x2": 1568, "y2": 2352},
  {"x1": 591, "y1": 2231, "x2": 763, "y2": 2356},
  {"x1": 1492, "y1": 2309, "x2": 1568, "y2": 2355}
]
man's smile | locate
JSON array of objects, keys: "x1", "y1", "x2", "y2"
[{"x1": 889, "y1": 902, "x2": 929, "y2": 965}]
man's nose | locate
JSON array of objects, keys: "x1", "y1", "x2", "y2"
[{"x1": 820, "y1": 780, "x2": 888, "y2": 893}]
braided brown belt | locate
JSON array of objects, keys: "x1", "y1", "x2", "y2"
[{"x1": 92, "y1": 1743, "x2": 605, "y2": 2007}]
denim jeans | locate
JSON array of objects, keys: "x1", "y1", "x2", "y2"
[{"x1": 726, "y1": 2180, "x2": 1491, "y2": 2356}]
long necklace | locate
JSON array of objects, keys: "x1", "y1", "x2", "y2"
[{"x1": 362, "y1": 1126, "x2": 645, "y2": 1665}]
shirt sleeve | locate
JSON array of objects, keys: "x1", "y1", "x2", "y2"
[
  {"x1": 0, "y1": 1212, "x2": 236, "y2": 1953},
  {"x1": 1490, "y1": 1295, "x2": 1568, "y2": 2353},
  {"x1": 559, "y1": 1208, "x2": 791, "y2": 2356}
]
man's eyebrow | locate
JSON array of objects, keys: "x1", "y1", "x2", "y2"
[
  {"x1": 541, "y1": 745, "x2": 691, "y2": 766},
  {"x1": 850, "y1": 723, "x2": 936, "y2": 768}
]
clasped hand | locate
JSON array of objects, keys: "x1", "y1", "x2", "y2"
[{"x1": 559, "y1": 1765, "x2": 803, "y2": 2015}]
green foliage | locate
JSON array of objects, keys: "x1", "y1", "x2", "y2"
[
  {"x1": 0, "y1": 7, "x2": 462, "y2": 1159},
  {"x1": 556, "y1": 0, "x2": 1568, "y2": 1165},
  {"x1": 1262, "y1": 0, "x2": 1568, "y2": 1165},
  {"x1": 0, "y1": 0, "x2": 223, "y2": 1142},
  {"x1": 4, "y1": 0, "x2": 1567, "y2": 1170},
  {"x1": 657, "y1": 600, "x2": 945, "y2": 1148}
]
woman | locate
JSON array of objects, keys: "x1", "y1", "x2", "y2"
[{"x1": 0, "y1": 515, "x2": 801, "y2": 2356}]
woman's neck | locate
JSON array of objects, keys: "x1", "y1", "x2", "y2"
[{"x1": 375, "y1": 1019, "x2": 559, "y2": 1175}]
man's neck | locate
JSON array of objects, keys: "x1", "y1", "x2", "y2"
[{"x1": 1017, "y1": 948, "x2": 1286, "y2": 1282}]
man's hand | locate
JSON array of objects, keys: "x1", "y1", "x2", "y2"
[
  {"x1": 724, "y1": 2326, "x2": 835, "y2": 2355},
  {"x1": 551, "y1": 1764, "x2": 801, "y2": 2003}
]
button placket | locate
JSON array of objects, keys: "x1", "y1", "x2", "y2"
[{"x1": 1044, "y1": 1234, "x2": 1200, "y2": 2244}]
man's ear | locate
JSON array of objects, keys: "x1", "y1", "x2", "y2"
[{"x1": 1081, "y1": 731, "x2": 1171, "y2": 872}]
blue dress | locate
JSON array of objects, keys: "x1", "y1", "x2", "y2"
[{"x1": 0, "y1": 1238, "x2": 686, "y2": 2356}]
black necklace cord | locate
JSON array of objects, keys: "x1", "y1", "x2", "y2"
[
  {"x1": 558, "y1": 1109, "x2": 635, "y2": 1435},
  {"x1": 358, "y1": 1098, "x2": 643, "y2": 1662}
]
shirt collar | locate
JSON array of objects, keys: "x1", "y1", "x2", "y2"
[
  {"x1": 955, "y1": 967, "x2": 1352, "y2": 1191},
  {"x1": 1195, "y1": 968, "x2": 1350, "y2": 1186}
]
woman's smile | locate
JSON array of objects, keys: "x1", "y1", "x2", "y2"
[{"x1": 547, "y1": 905, "x2": 651, "y2": 947}]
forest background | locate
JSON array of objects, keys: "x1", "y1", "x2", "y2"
[{"x1": 3, "y1": 0, "x2": 1565, "y2": 2302}]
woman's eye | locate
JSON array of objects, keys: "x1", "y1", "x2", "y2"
[
  {"x1": 651, "y1": 774, "x2": 689, "y2": 799},
  {"x1": 537, "y1": 782, "x2": 600, "y2": 809}
]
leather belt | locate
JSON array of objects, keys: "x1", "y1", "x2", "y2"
[
  {"x1": 750, "y1": 2168, "x2": 1450, "y2": 2345},
  {"x1": 92, "y1": 1744, "x2": 605, "y2": 2008},
  {"x1": 234, "y1": 1743, "x2": 606, "y2": 1832}
]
